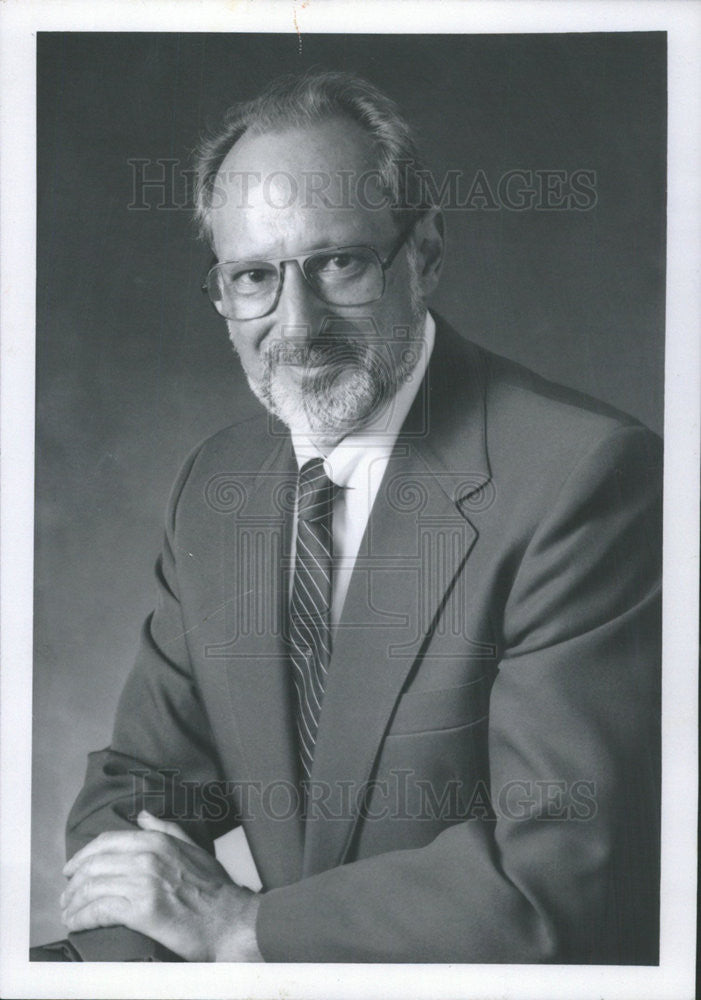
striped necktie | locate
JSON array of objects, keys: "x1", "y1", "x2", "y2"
[{"x1": 288, "y1": 457, "x2": 336, "y2": 790}]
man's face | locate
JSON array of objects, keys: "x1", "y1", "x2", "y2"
[{"x1": 208, "y1": 117, "x2": 435, "y2": 447}]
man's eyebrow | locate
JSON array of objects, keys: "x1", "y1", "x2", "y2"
[{"x1": 219, "y1": 235, "x2": 378, "y2": 262}]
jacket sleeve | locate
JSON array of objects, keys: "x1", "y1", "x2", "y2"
[
  {"x1": 65, "y1": 444, "x2": 235, "y2": 961},
  {"x1": 254, "y1": 424, "x2": 662, "y2": 963}
]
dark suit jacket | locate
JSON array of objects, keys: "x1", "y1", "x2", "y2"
[{"x1": 66, "y1": 316, "x2": 662, "y2": 963}]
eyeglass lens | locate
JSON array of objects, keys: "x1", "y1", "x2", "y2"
[{"x1": 208, "y1": 247, "x2": 384, "y2": 319}]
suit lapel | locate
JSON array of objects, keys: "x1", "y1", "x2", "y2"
[
  {"x1": 215, "y1": 433, "x2": 306, "y2": 887},
  {"x1": 302, "y1": 319, "x2": 493, "y2": 876}
]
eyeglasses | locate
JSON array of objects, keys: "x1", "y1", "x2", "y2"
[{"x1": 202, "y1": 220, "x2": 417, "y2": 321}]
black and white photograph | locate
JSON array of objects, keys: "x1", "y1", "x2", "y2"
[{"x1": 1, "y1": 2, "x2": 698, "y2": 999}]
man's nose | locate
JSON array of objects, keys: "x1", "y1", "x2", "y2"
[{"x1": 274, "y1": 260, "x2": 327, "y2": 340}]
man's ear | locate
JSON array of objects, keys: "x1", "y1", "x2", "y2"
[{"x1": 413, "y1": 209, "x2": 445, "y2": 296}]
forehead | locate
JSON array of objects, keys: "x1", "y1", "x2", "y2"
[{"x1": 209, "y1": 118, "x2": 396, "y2": 259}]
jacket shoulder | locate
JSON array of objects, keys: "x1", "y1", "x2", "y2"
[
  {"x1": 485, "y1": 348, "x2": 644, "y2": 430},
  {"x1": 431, "y1": 317, "x2": 661, "y2": 494},
  {"x1": 182, "y1": 411, "x2": 285, "y2": 479},
  {"x1": 482, "y1": 346, "x2": 660, "y2": 474},
  {"x1": 162, "y1": 411, "x2": 288, "y2": 533}
]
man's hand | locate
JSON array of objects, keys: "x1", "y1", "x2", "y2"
[{"x1": 60, "y1": 810, "x2": 263, "y2": 962}]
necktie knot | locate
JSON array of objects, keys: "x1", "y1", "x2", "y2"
[{"x1": 297, "y1": 458, "x2": 336, "y2": 523}]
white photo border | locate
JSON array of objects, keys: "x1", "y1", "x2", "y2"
[{"x1": 1, "y1": 2, "x2": 698, "y2": 998}]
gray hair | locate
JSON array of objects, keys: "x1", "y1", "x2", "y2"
[{"x1": 193, "y1": 70, "x2": 432, "y2": 244}]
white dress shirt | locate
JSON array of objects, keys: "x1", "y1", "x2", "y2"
[{"x1": 290, "y1": 311, "x2": 436, "y2": 628}]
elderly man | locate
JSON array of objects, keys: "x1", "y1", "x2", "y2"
[{"x1": 60, "y1": 71, "x2": 662, "y2": 964}]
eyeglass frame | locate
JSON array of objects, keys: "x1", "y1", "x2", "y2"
[{"x1": 201, "y1": 215, "x2": 421, "y2": 321}]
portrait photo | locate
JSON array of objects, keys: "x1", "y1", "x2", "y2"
[{"x1": 1, "y1": 4, "x2": 698, "y2": 999}]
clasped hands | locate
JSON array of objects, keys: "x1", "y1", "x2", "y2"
[{"x1": 60, "y1": 810, "x2": 262, "y2": 962}]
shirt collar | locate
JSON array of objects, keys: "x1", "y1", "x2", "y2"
[{"x1": 292, "y1": 311, "x2": 436, "y2": 488}]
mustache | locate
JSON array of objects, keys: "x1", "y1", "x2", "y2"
[{"x1": 266, "y1": 337, "x2": 373, "y2": 370}]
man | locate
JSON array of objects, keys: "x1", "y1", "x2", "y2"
[{"x1": 60, "y1": 71, "x2": 662, "y2": 963}]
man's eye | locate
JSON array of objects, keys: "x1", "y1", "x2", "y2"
[
  {"x1": 228, "y1": 268, "x2": 275, "y2": 294},
  {"x1": 323, "y1": 254, "x2": 353, "y2": 270},
  {"x1": 233, "y1": 269, "x2": 269, "y2": 286},
  {"x1": 312, "y1": 253, "x2": 365, "y2": 278}
]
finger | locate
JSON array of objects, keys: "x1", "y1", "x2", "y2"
[
  {"x1": 61, "y1": 893, "x2": 132, "y2": 933},
  {"x1": 61, "y1": 873, "x2": 140, "y2": 923},
  {"x1": 61, "y1": 850, "x2": 166, "y2": 910},
  {"x1": 61, "y1": 851, "x2": 150, "y2": 906},
  {"x1": 63, "y1": 829, "x2": 170, "y2": 876},
  {"x1": 136, "y1": 810, "x2": 197, "y2": 847}
]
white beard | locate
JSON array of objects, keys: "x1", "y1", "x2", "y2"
[{"x1": 237, "y1": 258, "x2": 427, "y2": 446}]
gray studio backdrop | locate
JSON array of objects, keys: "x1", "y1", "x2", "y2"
[{"x1": 32, "y1": 32, "x2": 666, "y2": 945}]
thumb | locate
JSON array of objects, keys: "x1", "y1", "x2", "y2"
[{"x1": 136, "y1": 809, "x2": 197, "y2": 847}]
